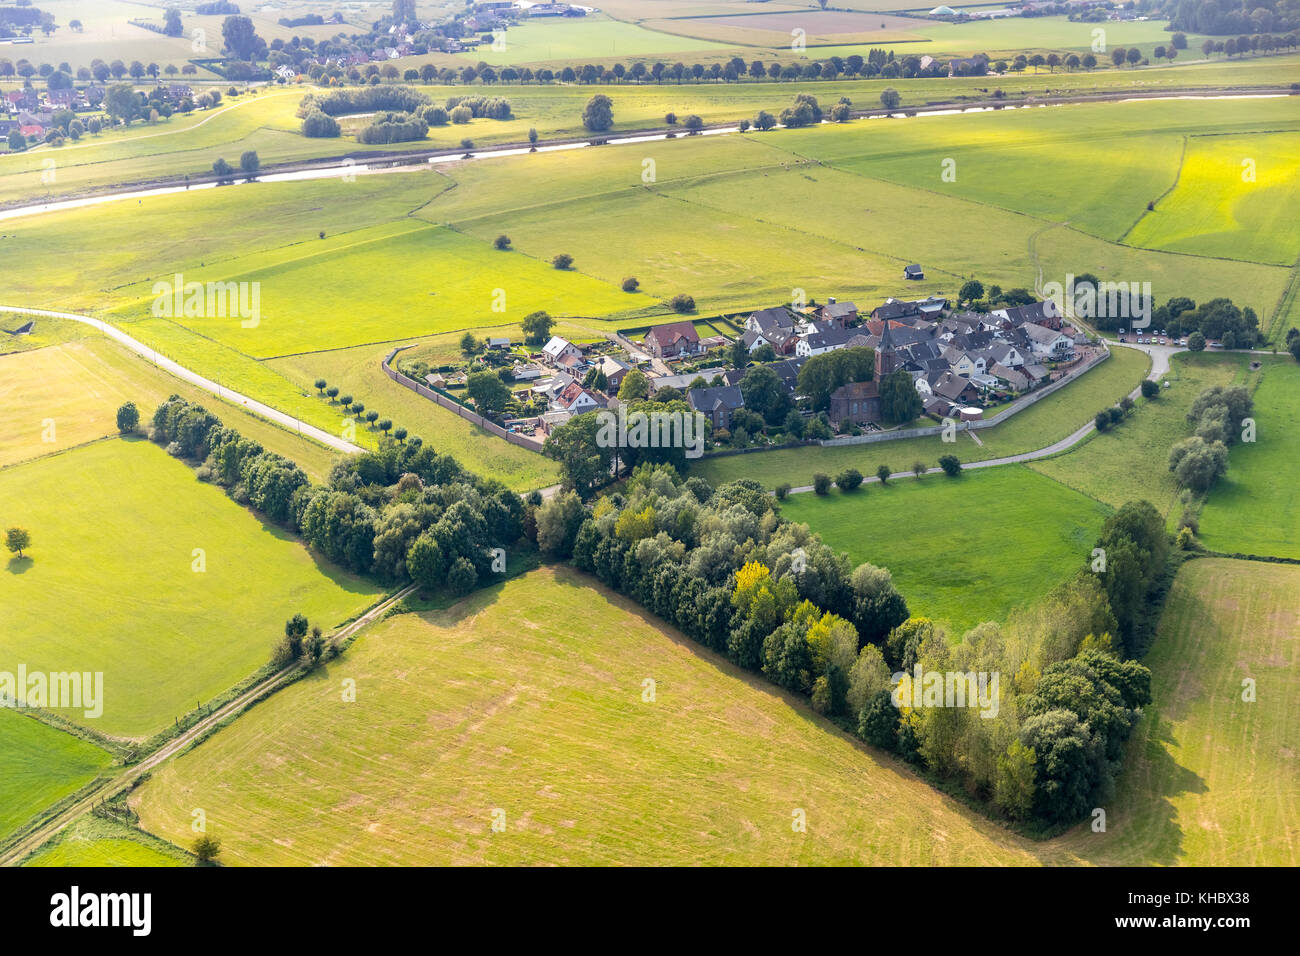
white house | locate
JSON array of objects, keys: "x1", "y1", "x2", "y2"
[
  {"x1": 542, "y1": 336, "x2": 582, "y2": 366},
  {"x1": 1021, "y1": 323, "x2": 1073, "y2": 358}
]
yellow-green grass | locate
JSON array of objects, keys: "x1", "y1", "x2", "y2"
[
  {"x1": 267, "y1": 342, "x2": 561, "y2": 492},
  {"x1": 695, "y1": 345, "x2": 1150, "y2": 488},
  {"x1": 1126, "y1": 130, "x2": 1300, "y2": 265},
  {"x1": 0, "y1": 709, "x2": 112, "y2": 840},
  {"x1": 3, "y1": 0, "x2": 200, "y2": 73},
  {"x1": 1028, "y1": 350, "x2": 1263, "y2": 521},
  {"x1": 107, "y1": 219, "x2": 651, "y2": 358},
  {"x1": 454, "y1": 14, "x2": 734, "y2": 65},
  {"x1": 1044, "y1": 559, "x2": 1300, "y2": 866},
  {"x1": 1198, "y1": 358, "x2": 1300, "y2": 558},
  {"x1": 0, "y1": 338, "x2": 341, "y2": 479},
  {"x1": 22, "y1": 813, "x2": 188, "y2": 868},
  {"x1": 0, "y1": 439, "x2": 381, "y2": 738},
  {"x1": 779, "y1": 465, "x2": 1110, "y2": 635},
  {"x1": 133, "y1": 565, "x2": 1044, "y2": 865},
  {"x1": 640, "y1": 11, "x2": 926, "y2": 48}
]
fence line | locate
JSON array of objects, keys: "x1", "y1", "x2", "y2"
[{"x1": 382, "y1": 347, "x2": 545, "y2": 453}]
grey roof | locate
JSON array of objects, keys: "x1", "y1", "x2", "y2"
[
  {"x1": 749, "y1": 306, "x2": 796, "y2": 334},
  {"x1": 688, "y1": 384, "x2": 745, "y2": 414},
  {"x1": 803, "y1": 325, "x2": 862, "y2": 351}
]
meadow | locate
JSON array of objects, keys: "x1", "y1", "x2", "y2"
[
  {"x1": 1028, "y1": 351, "x2": 1263, "y2": 521},
  {"x1": 0, "y1": 439, "x2": 381, "y2": 738},
  {"x1": 133, "y1": 566, "x2": 1044, "y2": 866},
  {"x1": 0, "y1": 709, "x2": 111, "y2": 840},
  {"x1": 22, "y1": 813, "x2": 188, "y2": 867},
  {"x1": 695, "y1": 345, "x2": 1150, "y2": 488},
  {"x1": 1045, "y1": 559, "x2": 1300, "y2": 866},
  {"x1": 1197, "y1": 358, "x2": 1300, "y2": 559},
  {"x1": 456, "y1": 14, "x2": 734, "y2": 65},
  {"x1": 0, "y1": 338, "x2": 342, "y2": 478},
  {"x1": 778, "y1": 465, "x2": 1110, "y2": 636}
]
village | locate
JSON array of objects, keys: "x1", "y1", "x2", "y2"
[{"x1": 404, "y1": 278, "x2": 1097, "y2": 455}]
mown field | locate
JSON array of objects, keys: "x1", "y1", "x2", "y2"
[
  {"x1": 0, "y1": 709, "x2": 111, "y2": 840},
  {"x1": 22, "y1": 813, "x2": 188, "y2": 868},
  {"x1": 455, "y1": 14, "x2": 733, "y2": 65},
  {"x1": 133, "y1": 566, "x2": 1045, "y2": 866},
  {"x1": 0, "y1": 338, "x2": 341, "y2": 479},
  {"x1": 695, "y1": 345, "x2": 1150, "y2": 488},
  {"x1": 1046, "y1": 558, "x2": 1300, "y2": 866},
  {"x1": 1198, "y1": 358, "x2": 1300, "y2": 559},
  {"x1": 779, "y1": 465, "x2": 1109, "y2": 636},
  {"x1": 0, "y1": 439, "x2": 381, "y2": 738}
]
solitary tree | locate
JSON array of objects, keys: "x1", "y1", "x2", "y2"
[
  {"x1": 193, "y1": 834, "x2": 221, "y2": 864},
  {"x1": 582, "y1": 93, "x2": 614, "y2": 132},
  {"x1": 5, "y1": 527, "x2": 31, "y2": 559},
  {"x1": 116, "y1": 401, "x2": 139, "y2": 434},
  {"x1": 552, "y1": 253, "x2": 574, "y2": 269},
  {"x1": 521, "y1": 310, "x2": 554, "y2": 344},
  {"x1": 880, "y1": 88, "x2": 901, "y2": 110},
  {"x1": 240, "y1": 150, "x2": 260, "y2": 178},
  {"x1": 494, "y1": 234, "x2": 511, "y2": 250}
]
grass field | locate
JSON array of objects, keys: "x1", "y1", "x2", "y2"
[
  {"x1": 132, "y1": 566, "x2": 1046, "y2": 866},
  {"x1": 457, "y1": 14, "x2": 733, "y2": 65},
  {"x1": 778, "y1": 465, "x2": 1110, "y2": 635},
  {"x1": 22, "y1": 813, "x2": 189, "y2": 867},
  {"x1": 0, "y1": 709, "x2": 112, "y2": 840},
  {"x1": 0, "y1": 338, "x2": 342, "y2": 479},
  {"x1": 1126, "y1": 130, "x2": 1300, "y2": 265},
  {"x1": 0, "y1": 439, "x2": 381, "y2": 738},
  {"x1": 1198, "y1": 358, "x2": 1300, "y2": 558},
  {"x1": 695, "y1": 345, "x2": 1150, "y2": 488},
  {"x1": 1026, "y1": 351, "x2": 1252, "y2": 516},
  {"x1": 1046, "y1": 558, "x2": 1300, "y2": 865}
]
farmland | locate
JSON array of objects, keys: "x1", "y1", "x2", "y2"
[
  {"x1": 132, "y1": 566, "x2": 1043, "y2": 866},
  {"x1": 454, "y1": 14, "x2": 733, "y2": 65},
  {"x1": 1045, "y1": 559, "x2": 1300, "y2": 866},
  {"x1": 22, "y1": 814, "x2": 188, "y2": 867},
  {"x1": 1197, "y1": 358, "x2": 1300, "y2": 559},
  {"x1": 778, "y1": 465, "x2": 1110, "y2": 636},
  {"x1": 0, "y1": 439, "x2": 381, "y2": 737},
  {"x1": 0, "y1": 709, "x2": 111, "y2": 840}
]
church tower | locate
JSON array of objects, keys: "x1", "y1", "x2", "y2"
[{"x1": 875, "y1": 320, "x2": 899, "y2": 378}]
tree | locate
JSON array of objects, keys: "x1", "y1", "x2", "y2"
[
  {"x1": 528, "y1": 127, "x2": 538, "y2": 145},
  {"x1": 876, "y1": 464, "x2": 891, "y2": 484},
  {"x1": 494, "y1": 234, "x2": 511, "y2": 250},
  {"x1": 1168, "y1": 436, "x2": 1229, "y2": 493},
  {"x1": 222, "y1": 15, "x2": 262, "y2": 61},
  {"x1": 958, "y1": 278, "x2": 984, "y2": 303},
  {"x1": 552, "y1": 253, "x2": 573, "y2": 269},
  {"x1": 7, "y1": 130, "x2": 24, "y2": 152},
  {"x1": 683, "y1": 114, "x2": 703, "y2": 132},
  {"x1": 103, "y1": 83, "x2": 139, "y2": 124},
  {"x1": 239, "y1": 150, "x2": 260, "y2": 177},
  {"x1": 193, "y1": 834, "x2": 221, "y2": 864},
  {"x1": 994, "y1": 739, "x2": 1037, "y2": 820},
  {"x1": 1140, "y1": 379, "x2": 1159, "y2": 399},
  {"x1": 212, "y1": 157, "x2": 233, "y2": 179},
  {"x1": 739, "y1": 365, "x2": 793, "y2": 425},
  {"x1": 880, "y1": 87, "x2": 900, "y2": 110},
  {"x1": 378, "y1": 419, "x2": 392, "y2": 435},
  {"x1": 1187, "y1": 331, "x2": 1206, "y2": 351},
  {"x1": 879, "y1": 369, "x2": 923, "y2": 425},
  {"x1": 521, "y1": 309, "x2": 554, "y2": 345},
  {"x1": 1290, "y1": 335, "x2": 1300, "y2": 363},
  {"x1": 813, "y1": 473, "x2": 831, "y2": 495},
  {"x1": 582, "y1": 93, "x2": 614, "y2": 132},
  {"x1": 858, "y1": 688, "x2": 900, "y2": 749},
  {"x1": 460, "y1": 332, "x2": 478, "y2": 355},
  {"x1": 537, "y1": 490, "x2": 585, "y2": 557},
  {"x1": 447, "y1": 555, "x2": 478, "y2": 595},
  {"x1": 836, "y1": 468, "x2": 863, "y2": 491},
  {"x1": 163, "y1": 7, "x2": 183, "y2": 37},
  {"x1": 938, "y1": 454, "x2": 961, "y2": 477},
  {"x1": 622, "y1": 276, "x2": 639, "y2": 292},
  {"x1": 467, "y1": 370, "x2": 512, "y2": 416},
  {"x1": 617, "y1": 368, "x2": 651, "y2": 402},
  {"x1": 754, "y1": 109, "x2": 776, "y2": 131},
  {"x1": 116, "y1": 401, "x2": 139, "y2": 434},
  {"x1": 5, "y1": 527, "x2": 31, "y2": 559},
  {"x1": 669, "y1": 293, "x2": 695, "y2": 313}
]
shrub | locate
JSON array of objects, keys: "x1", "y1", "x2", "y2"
[
  {"x1": 938, "y1": 454, "x2": 961, "y2": 477},
  {"x1": 1095, "y1": 411, "x2": 1110, "y2": 432},
  {"x1": 552, "y1": 253, "x2": 574, "y2": 269},
  {"x1": 775, "y1": 483, "x2": 791, "y2": 501},
  {"x1": 1140, "y1": 379, "x2": 1159, "y2": 399},
  {"x1": 876, "y1": 464, "x2": 891, "y2": 484},
  {"x1": 813, "y1": 473, "x2": 831, "y2": 495},
  {"x1": 836, "y1": 468, "x2": 863, "y2": 492},
  {"x1": 669, "y1": 293, "x2": 696, "y2": 313},
  {"x1": 911, "y1": 460, "x2": 927, "y2": 480},
  {"x1": 621, "y1": 276, "x2": 639, "y2": 292},
  {"x1": 494, "y1": 234, "x2": 511, "y2": 250}
]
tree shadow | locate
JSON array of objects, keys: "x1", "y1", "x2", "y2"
[{"x1": 6, "y1": 556, "x2": 32, "y2": 574}]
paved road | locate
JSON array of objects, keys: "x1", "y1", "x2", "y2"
[
  {"x1": 0, "y1": 584, "x2": 416, "y2": 867},
  {"x1": 1, "y1": 304, "x2": 362, "y2": 454},
  {"x1": 782, "y1": 341, "x2": 1169, "y2": 495}
]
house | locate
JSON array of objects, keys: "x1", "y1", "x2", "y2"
[
  {"x1": 989, "y1": 363, "x2": 1031, "y2": 391},
  {"x1": 424, "y1": 372, "x2": 448, "y2": 389},
  {"x1": 539, "y1": 408, "x2": 573, "y2": 434},
  {"x1": 745, "y1": 306, "x2": 796, "y2": 337},
  {"x1": 1021, "y1": 322, "x2": 1074, "y2": 358},
  {"x1": 929, "y1": 370, "x2": 980, "y2": 405},
  {"x1": 19, "y1": 124, "x2": 43, "y2": 139},
  {"x1": 768, "y1": 357, "x2": 807, "y2": 393},
  {"x1": 510, "y1": 363, "x2": 545, "y2": 382},
  {"x1": 5, "y1": 89, "x2": 37, "y2": 112},
  {"x1": 274, "y1": 65, "x2": 296, "y2": 80},
  {"x1": 741, "y1": 326, "x2": 798, "y2": 355},
  {"x1": 993, "y1": 299, "x2": 1062, "y2": 330},
  {"x1": 44, "y1": 88, "x2": 77, "y2": 109},
  {"x1": 942, "y1": 346, "x2": 983, "y2": 377},
  {"x1": 985, "y1": 342, "x2": 1026, "y2": 368},
  {"x1": 816, "y1": 298, "x2": 858, "y2": 327},
  {"x1": 796, "y1": 324, "x2": 868, "y2": 357},
  {"x1": 948, "y1": 54, "x2": 989, "y2": 76},
  {"x1": 553, "y1": 381, "x2": 604, "y2": 414},
  {"x1": 486, "y1": 337, "x2": 511, "y2": 350},
  {"x1": 688, "y1": 384, "x2": 744, "y2": 430},
  {"x1": 542, "y1": 335, "x2": 582, "y2": 366},
  {"x1": 644, "y1": 321, "x2": 704, "y2": 360},
  {"x1": 903, "y1": 264, "x2": 925, "y2": 281},
  {"x1": 829, "y1": 380, "x2": 881, "y2": 427},
  {"x1": 594, "y1": 355, "x2": 631, "y2": 392}
]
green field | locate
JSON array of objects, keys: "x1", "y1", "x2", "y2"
[
  {"x1": 1125, "y1": 129, "x2": 1300, "y2": 265},
  {"x1": 696, "y1": 345, "x2": 1150, "y2": 489},
  {"x1": 0, "y1": 439, "x2": 381, "y2": 737},
  {"x1": 1198, "y1": 358, "x2": 1300, "y2": 558},
  {"x1": 133, "y1": 566, "x2": 1046, "y2": 866},
  {"x1": 779, "y1": 465, "x2": 1110, "y2": 635},
  {"x1": 0, "y1": 338, "x2": 342, "y2": 479},
  {"x1": 458, "y1": 14, "x2": 733, "y2": 64},
  {"x1": 22, "y1": 813, "x2": 188, "y2": 867},
  {"x1": 0, "y1": 709, "x2": 112, "y2": 840},
  {"x1": 1028, "y1": 351, "x2": 1249, "y2": 515},
  {"x1": 1047, "y1": 559, "x2": 1300, "y2": 865}
]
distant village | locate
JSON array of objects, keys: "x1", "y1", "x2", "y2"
[{"x1": 425, "y1": 276, "x2": 1094, "y2": 450}]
